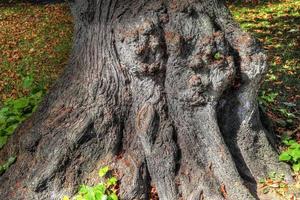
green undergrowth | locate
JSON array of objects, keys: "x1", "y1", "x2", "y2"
[
  {"x1": 63, "y1": 166, "x2": 119, "y2": 200},
  {"x1": 279, "y1": 138, "x2": 300, "y2": 172},
  {"x1": 0, "y1": 91, "x2": 43, "y2": 148},
  {"x1": 0, "y1": 75, "x2": 45, "y2": 149}
]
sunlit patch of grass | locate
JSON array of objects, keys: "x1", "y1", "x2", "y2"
[
  {"x1": 0, "y1": 3, "x2": 73, "y2": 103},
  {"x1": 230, "y1": 0, "x2": 300, "y2": 137}
]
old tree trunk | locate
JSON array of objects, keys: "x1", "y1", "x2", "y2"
[{"x1": 0, "y1": 0, "x2": 293, "y2": 199}]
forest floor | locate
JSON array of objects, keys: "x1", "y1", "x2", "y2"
[
  {"x1": 0, "y1": 3, "x2": 73, "y2": 101},
  {"x1": 0, "y1": 0, "x2": 299, "y2": 199}
]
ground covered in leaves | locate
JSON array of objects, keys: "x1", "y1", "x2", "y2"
[
  {"x1": 0, "y1": 0, "x2": 299, "y2": 199},
  {"x1": 0, "y1": 3, "x2": 73, "y2": 102}
]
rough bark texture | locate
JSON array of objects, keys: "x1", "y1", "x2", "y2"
[{"x1": 0, "y1": 0, "x2": 292, "y2": 200}]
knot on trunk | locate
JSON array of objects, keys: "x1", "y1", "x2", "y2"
[
  {"x1": 116, "y1": 17, "x2": 167, "y2": 77},
  {"x1": 188, "y1": 31, "x2": 231, "y2": 69},
  {"x1": 168, "y1": 30, "x2": 236, "y2": 106}
]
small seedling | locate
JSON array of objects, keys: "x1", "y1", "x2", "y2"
[
  {"x1": 213, "y1": 52, "x2": 222, "y2": 60},
  {"x1": 0, "y1": 91, "x2": 43, "y2": 149},
  {"x1": 258, "y1": 91, "x2": 278, "y2": 105},
  {"x1": 279, "y1": 138, "x2": 300, "y2": 172},
  {"x1": 63, "y1": 166, "x2": 119, "y2": 200}
]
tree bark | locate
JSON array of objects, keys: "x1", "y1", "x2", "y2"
[{"x1": 0, "y1": 0, "x2": 292, "y2": 199}]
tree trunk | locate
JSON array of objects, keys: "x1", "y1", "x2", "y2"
[{"x1": 0, "y1": 0, "x2": 292, "y2": 199}]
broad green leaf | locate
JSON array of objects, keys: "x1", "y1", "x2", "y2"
[
  {"x1": 0, "y1": 115, "x2": 6, "y2": 125},
  {"x1": 99, "y1": 166, "x2": 109, "y2": 177},
  {"x1": 75, "y1": 195, "x2": 84, "y2": 200},
  {"x1": 292, "y1": 163, "x2": 300, "y2": 172},
  {"x1": 62, "y1": 196, "x2": 70, "y2": 200},
  {"x1": 13, "y1": 98, "x2": 30, "y2": 110},
  {"x1": 79, "y1": 185, "x2": 89, "y2": 195},
  {"x1": 258, "y1": 178, "x2": 265, "y2": 184},
  {"x1": 94, "y1": 183, "x2": 105, "y2": 193},
  {"x1": 108, "y1": 193, "x2": 118, "y2": 200},
  {"x1": 289, "y1": 142, "x2": 300, "y2": 149},
  {"x1": 6, "y1": 116, "x2": 21, "y2": 125},
  {"x1": 86, "y1": 186, "x2": 96, "y2": 200},
  {"x1": 0, "y1": 118, "x2": 7, "y2": 130},
  {"x1": 279, "y1": 152, "x2": 291, "y2": 161},
  {"x1": 107, "y1": 177, "x2": 117, "y2": 186},
  {"x1": 101, "y1": 194, "x2": 108, "y2": 200},
  {"x1": 282, "y1": 138, "x2": 290, "y2": 146},
  {"x1": 22, "y1": 75, "x2": 34, "y2": 89},
  {"x1": 62, "y1": 166, "x2": 119, "y2": 200},
  {"x1": 0, "y1": 107, "x2": 9, "y2": 116},
  {"x1": 29, "y1": 91, "x2": 43, "y2": 104},
  {"x1": 290, "y1": 149, "x2": 300, "y2": 162},
  {"x1": 95, "y1": 190, "x2": 104, "y2": 200},
  {"x1": 0, "y1": 136, "x2": 8, "y2": 149},
  {"x1": 5, "y1": 124, "x2": 18, "y2": 135},
  {"x1": 3, "y1": 99, "x2": 14, "y2": 107}
]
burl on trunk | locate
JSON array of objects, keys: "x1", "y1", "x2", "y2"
[{"x1": 0, "y1": 0, "x2": 292, "y2": 200}]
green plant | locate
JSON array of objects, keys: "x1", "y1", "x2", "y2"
[
  {"x1": 258, "y1": 91, "x2": 278, "y2": 105},
  {"x1": 213, "y1": 52, "x2": 222, "y2": 60},
  {"x1": 22, "y1": 75, "x2": 34, "y2": 90},
  {"x1": 22, "y1": 73, "x2": 47, "y2": 95},
  {"x1": 279, "y1": 138, "x2": 300, "y2": 172},
  {"x1": 63, "y1": 166, "x2": 119, "y2": 200},
  {"x1": 0, "y1": 156, "x2": 16, "y2": 175},
  {"x1": 278, "y1": 108, "x2": 296, "y2": 119},
  {"x1": 0, "y1": 74, "x2": 45, "y2": 149},
  {"x1": 0, "y1": 75, "x2": 44, "y2": 150}
]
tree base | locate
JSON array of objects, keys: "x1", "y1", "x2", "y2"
[{"x1": 0, "y1": 1, "x2": 292, "y2": 200}]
